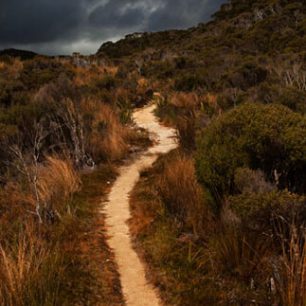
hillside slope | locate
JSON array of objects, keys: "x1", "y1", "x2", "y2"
[
  {"x1": 98, "y1": 0, "x2": 306, "y2": 113},
  {"x1": 98, "y1": 1, "x2": 306, "y2": 305},
  {"x1": 0, "y1": 48, "x2": 38, "y2": 60}
]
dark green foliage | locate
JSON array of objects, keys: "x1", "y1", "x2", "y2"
[
  {"x1": 196, "y1": 103, "x2": 306, "y2": 202},
  {"x1": 21, "y1": 58, "x2": 74, "y2": 90},
  {"x1": 229, "y1": 190, "x2": 306, "y2": 226},
  {"x1": 174, "y1": 73, "x2": 207, "y2": 92},
  {"x1": 98, "y1": 31, "x2": 185, "y2": 59},
  {"x1": 0, "y1": 79, "x2": 26, "y2": 107},
  {"x1": 274, "y1": 87, "x2": 306, "y2": 114},
  {"x1": 143, "y1": 61, "x2": 175, "y2": 79},
  {"x1": 94, "y1": 75, "x2": 116, "y2": 90},
  {"x1": 227, "y1": 62, "x2": 268, "y2": 90}
]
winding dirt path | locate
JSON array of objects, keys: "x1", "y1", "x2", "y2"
[{"x1": 104, "y1": 104, "x2": 177, "y2": 306}]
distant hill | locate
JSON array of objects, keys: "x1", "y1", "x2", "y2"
[
  {"x1": 97, "y1": 0, "x2": 305, "y2": 111},
  {"x1": 0, "y1": 48, "x2": 38, "y2": 60},
  {"x1": 97, "y1": 0, "x2": 305, "y2": 61}
]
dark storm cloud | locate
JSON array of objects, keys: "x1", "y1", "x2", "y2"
[
  {"x1": 147, "y1": 0, "x2": 224, "y2": 31},
  {"x1": 0, "y1": 0, "x2": 86, "y2": 44},
  {"x1": 0, "y1": 0, "x2": 226, "y2": 55},
  {"x1": 89, "y1": 1, "x2": 146, "y2": 28}
]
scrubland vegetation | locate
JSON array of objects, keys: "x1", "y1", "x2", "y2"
[
  {"x1": 125, "y1": 0, "x2": 306, "y2": 305},
  {"x1": 1, "y1": 0, "x2": 305, "y2": 305},
  {"x1": 0, "y1": 53, "x2": 152, "y2": 305},
  {"x1": 131, "y1": 150, "x2": 305, "y2": 305}
]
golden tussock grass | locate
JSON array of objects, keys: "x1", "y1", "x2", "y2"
[
  {"x1": 157, "y1": 153, "x2": 211, "y2": 236},
  {"x1": 170, "y1": 92, "x2": 200, "y2": 109},
  {"x1": 208, "y1": 226, "x2": 269, "y2": 280},
  {"x1": 106, "y1": 66, "x2": 118, "y2": 76},
  {"x1": 81, "y1": 99, "x2": 129, "y2": 161},
  {"x1": 129, "y1": 172, "x2": 163, "y2": 236},
  {"x1": 37, "y1": 156, "x2": 81, "y2": 210},
  {"x1": 73, "y1": 65, "x2": 118, "y2": 86},
  {"x1": 175, "y1": 115, "x2": 196, "y2": 149},
  {"x1": 0, "y1": 157, "x2": 80, "y2": 305},
  {"x1": 0, "y1": 62, "x2": 6, "y2": 70},
  {"x1": 0, "y1": 225, "x2": 63, "y2": 306},
  {"x1": 137, "y1": 77, "x2": 149, "y2": 88},
  {"x1": 0, "y1": 59, "x2": 23, "y2": 77},
  {"x1": 0, "y1": 162, "x2": 123, "y2": 306},
  {"x1": 276, "y1": 228, "x2": 306, "y2": 306},
  {"x1": 131, "y1": 151, "x2": 212, "y2": 237},
  {"x1": 73, "y1": 67, "x2": 95, "y2": 86},
  {"x1": 159, "y1": 92, "x2": 200, "y2": 149},
  {"x1": 0, "y1": 182, "x2": 34, "y2": 216},
  {"x1": 129, "y1": 152, "x2": 214, "y2": 305}
]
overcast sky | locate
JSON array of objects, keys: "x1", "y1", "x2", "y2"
[{"x1": 0, "y1": 0, "x2": 226, "y2": 55}]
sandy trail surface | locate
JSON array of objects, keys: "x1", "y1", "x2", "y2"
[{"x1": 103, "y1": 104, "x2": 177, "y2": 306}]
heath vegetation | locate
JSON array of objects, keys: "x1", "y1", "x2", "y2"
[{"x1": 0, "y1": 0, "x2": 305, "y2": 305}]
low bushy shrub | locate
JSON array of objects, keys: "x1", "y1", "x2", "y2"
[{"x1": 196, "y1": 103, "x2": 306, "y2": 204}]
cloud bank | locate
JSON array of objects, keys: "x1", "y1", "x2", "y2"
[{"x1": 0, "y1": 0, "x2": 225, "y2": 55}]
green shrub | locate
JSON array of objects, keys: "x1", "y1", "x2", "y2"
[
  {"x1": 94, "y1": 75, "x2": 116, "y2": 90},
  {"x1": 228, "y1": 190, "x2": 305, "y2": 223},
  {"x1": 174, "y1": 73, "x2": 207, "y2": 92},
  {"x1": 234, "y1": 167, "x2": 275, "y2": 194},
  {"x1": 196, "y1": 103, "x2": 306, "y2": 204}
]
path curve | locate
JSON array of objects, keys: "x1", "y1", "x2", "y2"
[{"x1": 104, "y1": 104, "x2": 177, "y2": 306}]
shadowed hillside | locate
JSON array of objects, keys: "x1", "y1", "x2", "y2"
[{"x1": 0, "y1": 48, "x2": 38, "y2": 60}]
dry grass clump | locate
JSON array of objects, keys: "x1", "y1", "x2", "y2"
[
  {"x1": 170, "y1": 92, "x2": 199, "y2": 109},
  {"x1": 0, "y1": 157, "x2": 80, "y2": 305},
  {"x1": 0, "y1": 226, "x2": 63, "y2": 306},
  {"x1": 275, "y1": 227, "x2": 306, "y2": 306},
  {"x1": 137, "y1": 77, "x2": 149, "y2": 88},
  {"x1": 81, "y1": 99, "x2": 129, "y2": 161},
  {"x1": 0, "y1": 162, "x2": 123, "y2": 306},
  {"x1": 175, "y1": 115, "x2": 196, "y2": 149},
  {"x1": 73, "y1": 64, "x2": 118, "y2": 87},
  {"x1": 162, "y1": 92, "x2": 200, "y2": 149},
  {"x1": 0, "y1": 183, "x2": 34, "y2": 218},
  {"x1": 0, "y1": 61, "x2": 6, "y2": 70},
  {"x1": 105, "y1": 65, "x2": 118, "y2": 76},
  {"x1": 208, "y1": 226, "x2": 269, "y2": 281},
  {"x1": 0, "y1": 59, "x2": 23, "y2": 79},
  {"x1": 0, "y1": 156, "x2": 80, "y2": 224},
  {"x1": 157, "y1": 153, "x2": 211, "y2": 236},
  {"x1": 37, "y1": 156, "x2": 80, "y2": 211},
  {"x1": 129, "y1": 170, "x2": 163, "y2": 236},
  {"x1": 129, "y1": 152, "x2": 215, "y2": 305},
  {"x1": 73, "y1": 66, "x2": 95, "y2": 87}
]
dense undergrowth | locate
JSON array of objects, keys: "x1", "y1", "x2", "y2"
[
  {"x1": 0, "y1": 163, "x2": 124, "y2": 306},
  {"x1": 0, "y1": 52, "x2": 151, "y2": 305},
  {"x1": 130, "y1": 151, "x2": 306, "y2": 305}
]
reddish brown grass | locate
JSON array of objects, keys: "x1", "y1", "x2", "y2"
[
  {"x1": 81, "y1": 99, "x2": 129, "y2": 161},
  {"x1": 275, "y1": 228, "x2": 306, "y2": 306},
  {"x1": 157, "y1": 153, "x2": 211, "y2": 236},
  {"x1": 37, "y1": 156, "x2": 80, "y2": 209},
  {"x1": 170, "y1": 92, "x2": 200, "y2": 109}
]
